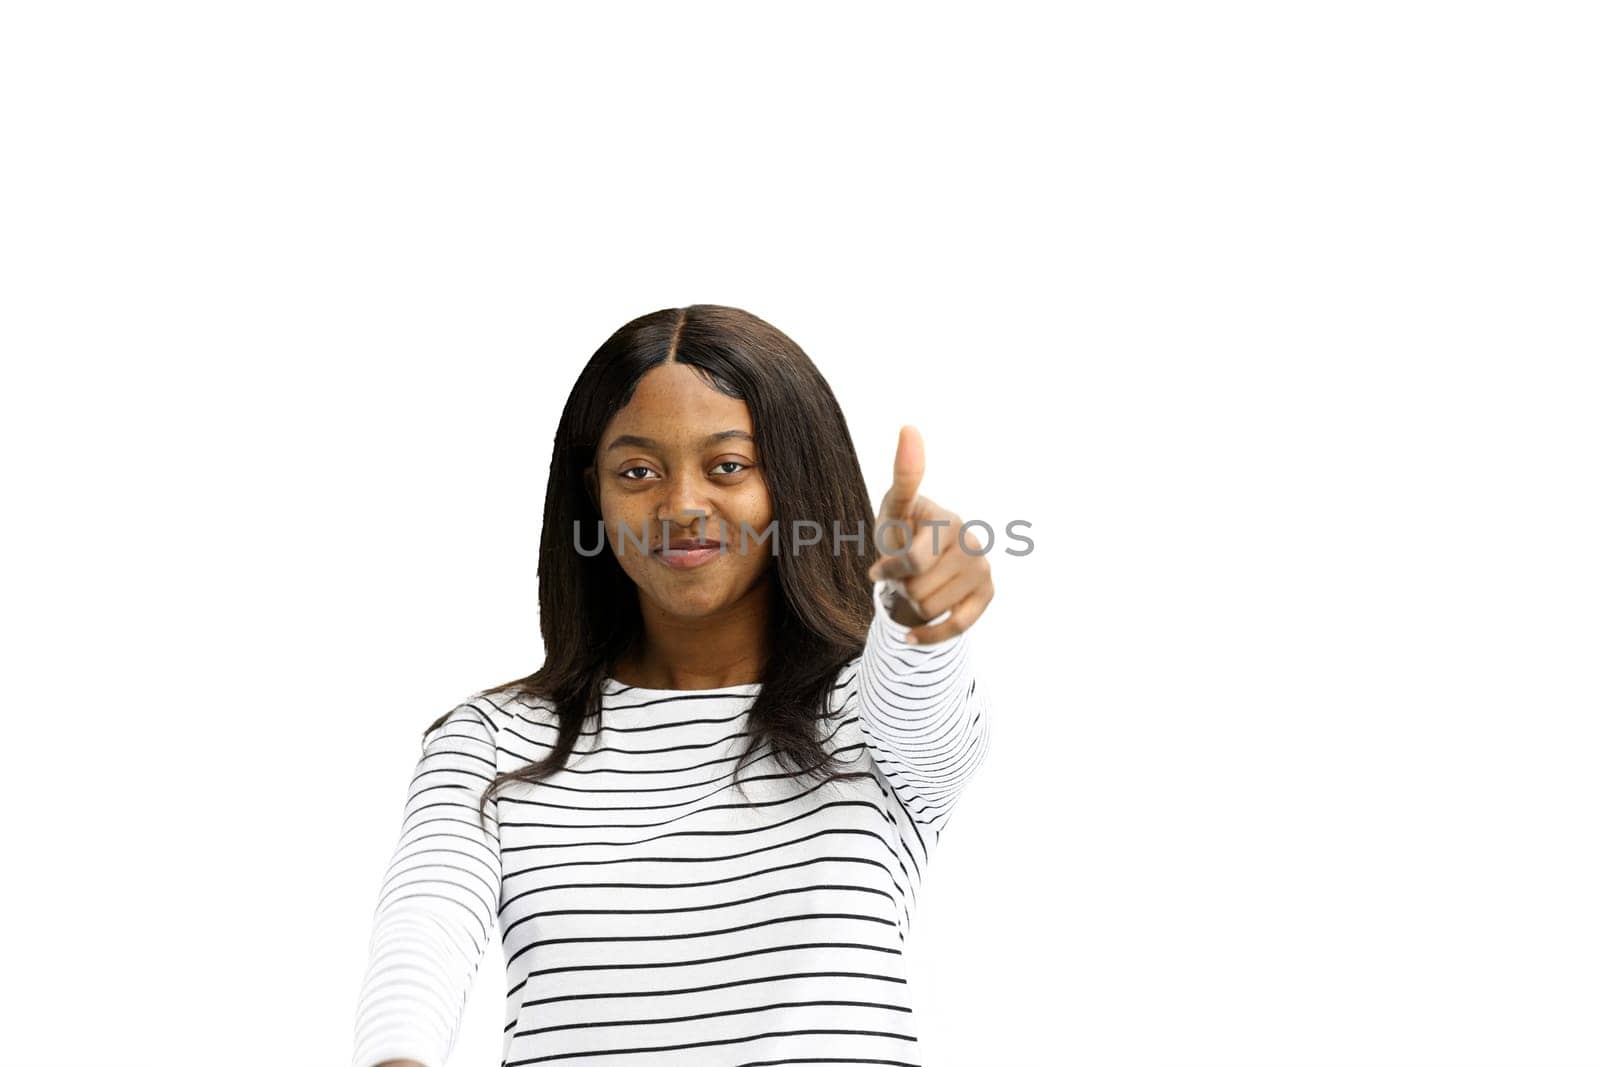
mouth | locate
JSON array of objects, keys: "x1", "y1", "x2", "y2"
[
  {"x1": 654, "y1": 540, "x2": 724, "y2": 570},
  {"x1": 656, "y1": 537, "x2": 722, "y2": 551}
]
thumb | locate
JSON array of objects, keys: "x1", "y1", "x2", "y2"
[{"x1": 881, "y1": 424, "x2": 925, "y2": 520}]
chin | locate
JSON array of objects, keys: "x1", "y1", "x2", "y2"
[{"x1": 657, "y1": 590, "x2": 730, "y2": 617}]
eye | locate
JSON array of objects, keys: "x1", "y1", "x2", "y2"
[
  {"x1": 619, "y1": 466, "x2": 655, "y2": 481},
  {"x1": 712, "y1": 461, "x2": 750, "y2": 475}
]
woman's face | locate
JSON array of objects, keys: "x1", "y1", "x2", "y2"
[{"x1": 588, "y1": 362, "x2": 775, "y2": 620}]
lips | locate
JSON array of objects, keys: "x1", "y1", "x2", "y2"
[
  {"x1": 654, "y1": 539, "x2": 723, "y2": 570},
  {"x1": 659, "y1": 540, "x2": 722, "y2": 552}
]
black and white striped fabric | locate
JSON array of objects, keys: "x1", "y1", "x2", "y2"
[{"x1": 351, "y1": 581, "x2": 994, "y2": 1067}]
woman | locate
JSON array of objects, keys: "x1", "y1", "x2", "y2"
[{"x1": 351, "y1": 304, "x2": 997, "y2": 1067}]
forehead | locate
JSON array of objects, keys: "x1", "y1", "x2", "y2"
[{"x1": 605, "y1": 363, "x2": 752, "y2": 438}]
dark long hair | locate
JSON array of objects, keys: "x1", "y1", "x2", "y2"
[{"x1": 432, "y1": 304, "x2": 882, "y2": 829}]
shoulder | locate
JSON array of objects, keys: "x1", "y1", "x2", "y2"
[
  {"x1": 460, "y1": 681, "x2": 561, "y2": 736},
  {"x1": 421, "y1": 686, "x2": 525, "y2": 750}
]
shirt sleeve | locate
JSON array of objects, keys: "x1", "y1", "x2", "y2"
[
  {"x1": 853, "y1": 577, "x2": 995, "y2": 837},
  {"x1": 351, "y1": 701, "x2": 503, "y2": 1067}
]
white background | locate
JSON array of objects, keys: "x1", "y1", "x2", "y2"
[{"x1": 2, "y1": 3, "x2": 1596, "y2": 1065}]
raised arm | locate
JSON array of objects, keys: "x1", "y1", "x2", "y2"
[
  {"x1": 854, "y1": 578, "x2": 994, "y2": 837},
  {"x1": 351, "y1": 702, "x2": 502, "y2": 1067},
  {"x1": 853, "y1": 424, "x2": 997, "y2": 837}
]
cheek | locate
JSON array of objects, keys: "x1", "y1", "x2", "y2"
[
  {"x1": 716, "y1": 500, "x2": 771, "y2": 548},
  {"x1": 601, "y1": 500, "x2": 655, "y2": 559},
  {"x1": 727, "y1": 498, "x2": 777, "y2": 563},
  {"x1": 732, "y1": 482, "x2": 774, "y2": 525}
]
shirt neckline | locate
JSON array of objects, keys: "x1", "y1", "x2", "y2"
[{"x1": 601, "y1": 675, "x2": 764, "y2": 698}]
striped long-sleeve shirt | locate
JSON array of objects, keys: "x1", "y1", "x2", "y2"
[{"x1": 350, "y1": 580, "x2": 994, "y2": 1067}]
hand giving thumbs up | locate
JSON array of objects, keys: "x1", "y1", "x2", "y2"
[{"x1": 866, "y1": 425, "x2": 995, "y2": 644}]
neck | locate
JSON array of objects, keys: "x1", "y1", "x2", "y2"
[{"x1": 612, "y1": 571, "x2": 776, "y2": 690}]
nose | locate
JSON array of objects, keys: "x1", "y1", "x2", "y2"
[{"x1": 657, "y1": 470, "x2": 717, "y2": 539}]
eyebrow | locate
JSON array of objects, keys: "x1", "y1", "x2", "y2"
[{"x1": 604, "y1": 430, "x2": 754, "y2": 453}]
